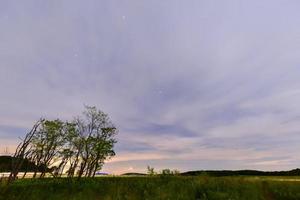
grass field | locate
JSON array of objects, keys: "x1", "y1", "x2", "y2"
[{"x1": 1, "y1": 176, "x2": 300, "y2": 200}]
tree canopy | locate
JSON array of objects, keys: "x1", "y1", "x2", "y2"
[{"x1": 8, "y1": 106, "x2": 117, "y2": 182}]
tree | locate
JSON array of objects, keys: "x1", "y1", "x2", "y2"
[
  {"x1": 161, "y1": 169, "x2": 172, "y2": 175},
  {"x1": 8, "y1": 119, "x2": 44, "y2": 183},
  {"x1": 9, "y1": 105, "x2": 117, "y2": 182},
  {"x1": 160, "y1": 169, "x2": 180, "y2": 176},
  {"x1": 147, "y1": 166, "x2": 156, "y2": 176},
  {"x1": 53, "y1": 122, "x2": 78, "y2": 177},
  {"x1": 29, "y1": 119, "x2": 65, "y2": 178},
  {"x1": 76, "y1": 106, "x2": 117, "y2": 179}
]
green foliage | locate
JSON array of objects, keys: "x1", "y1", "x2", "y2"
[
  {"x1": 8, "y1": 105, "x2": 117, "y2": 180},
  {"x1": 146, "y1": 166, "x2": 180, "y2": 177},
  {"x1": 147, "y1": 166, "x2": 156, "y2": 176},
  {"x1": 74, "y1": 106, "x2": 118, "y2": 178},
  {"x1": 1, "y1": 176, "x2": 300, "y2": 200},
  {"x1": 161, "y1": 168, "x2": 172, "y2": 176},
  {"x1": 160, "y1": 169, "x2": 180, "y2": 176},
  {"x1": 30, "y1": 119, "x2": 65, "y2": 175}
]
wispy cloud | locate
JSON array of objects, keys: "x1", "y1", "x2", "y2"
[{"x1": 1, "y1": 0, "x2": 300, "y2": 173}]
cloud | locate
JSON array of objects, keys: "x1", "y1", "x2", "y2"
[{"x1": 1, "y1": 0, "x2": 300, "y2": 171}]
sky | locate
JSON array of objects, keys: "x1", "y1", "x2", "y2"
[{"x1": 1, "y1": 0, "x2": 300, "y2": 174}]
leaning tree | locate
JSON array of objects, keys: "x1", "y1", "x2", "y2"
[
  {"x1": 75, "y1": 106, "x2": 117, "y2": 179},
  {"x1": 8, "y1": 119, "x2": 44, "y2": 183},
  {"x1": 9, "y1": 105, "x2": 117, "y2": 182}
]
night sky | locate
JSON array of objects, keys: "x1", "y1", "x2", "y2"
[{"x1": 1, "y1": 1, "x2": 300, "y2": 174}]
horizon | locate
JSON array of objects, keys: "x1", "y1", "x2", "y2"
[{"x1": 1, "y1": 1, "x2": 300, "y2": 174}]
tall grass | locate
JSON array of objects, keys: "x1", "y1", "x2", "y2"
[{"x1": 1, "y1": 176, "x2": 300, "y2": 200}]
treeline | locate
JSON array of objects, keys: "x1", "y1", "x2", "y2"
[
  {"x1": 0, "y1": 156, "x2": 41, "y2": 173},
  {"x1": 181, "y1": 169, "x2": 300, "y2": 176},
  {"x1": 146, "y1": 166, "x2": 180, "y2": 176},
  {"x1": 8, "y1": 106, "x2": 117, "y2": 183}
]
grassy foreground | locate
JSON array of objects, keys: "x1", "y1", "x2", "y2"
[{"x1": 1, "y1": 176, "x2": 300, "y2": 200}]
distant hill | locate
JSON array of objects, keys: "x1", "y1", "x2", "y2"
[
  {"x1": 0, "y1": 156, "x2": 40, "y2": 172},
  {"x1": 181, "y1": 169, "x2": 300, "y2": 176},
  {"x1": 121, "y1": 172, "x2": 147, "y2": 176},
  {"x1": 121, "y1": 169, "x2": 300, "y2": 177}
]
